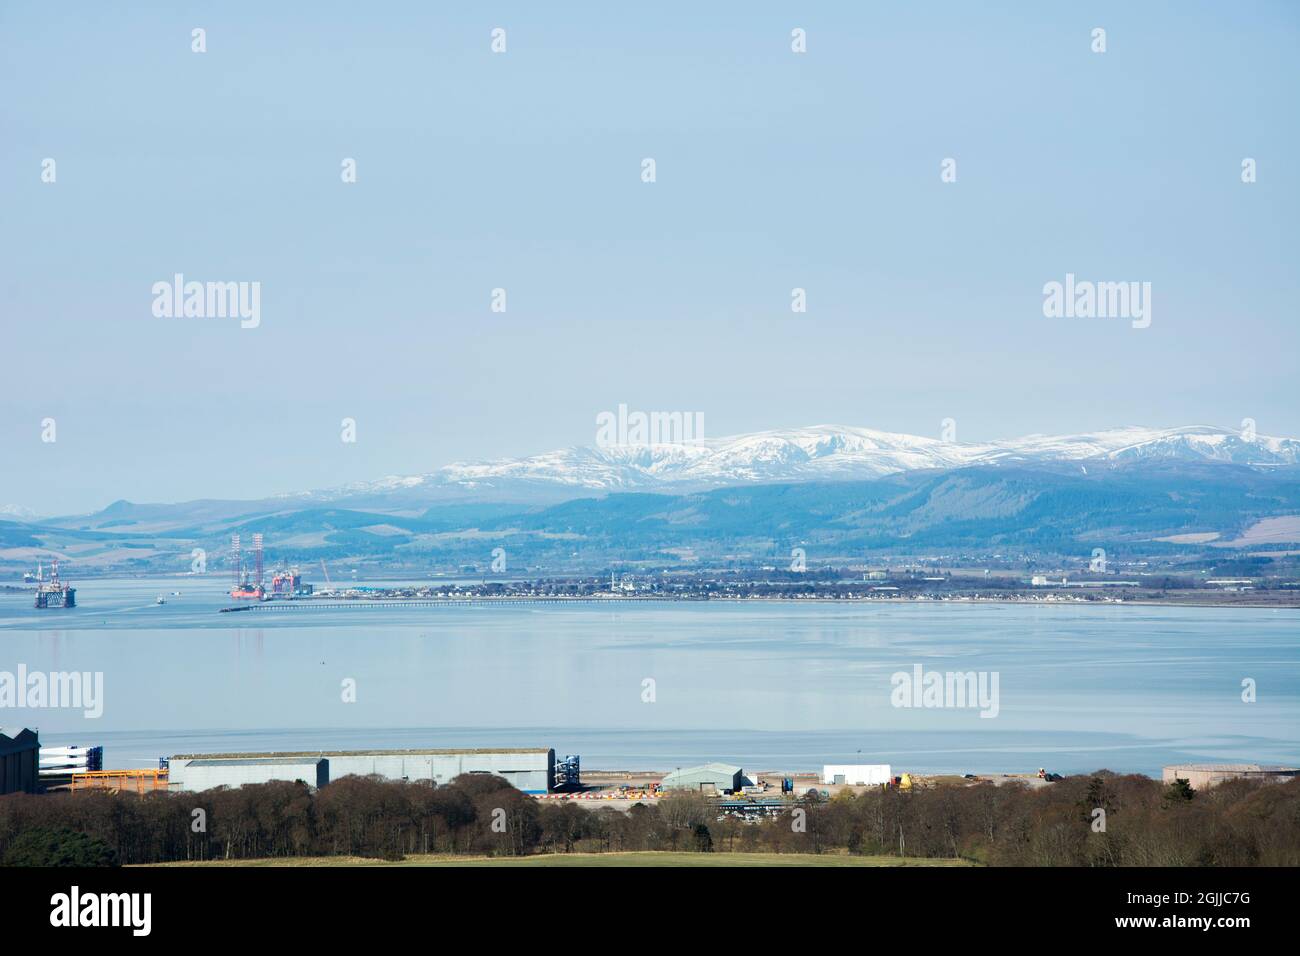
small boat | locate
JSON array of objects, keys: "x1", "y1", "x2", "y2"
[{"x1": 156, "y1": 595, "x2": 166, "y2": 605}]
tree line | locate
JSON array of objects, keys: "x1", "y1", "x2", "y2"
[{"x1": 1, "y1": 771, "x2": 1297, "y2": 866}]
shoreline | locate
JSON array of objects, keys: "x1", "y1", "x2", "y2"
[{"x1": 212, "y1": 593, "x2": 1300, "y2": 611}]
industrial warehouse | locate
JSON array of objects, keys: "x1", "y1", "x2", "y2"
[
  {"x1": 7, "y1": 723, "x2": 1300, "y2": 813},
  {"x1": 1162, "y1": 763, "x2": 1300, "y2": 790},
  {"x1": 660, "y1": 763, "x2": 748, "y2": 793},
  {"x1": 166, "y1": 747, "x2": 565, "y2": 794},
  {"x1": 4, "y1": 729, "x2": 925, "y2": 804}
]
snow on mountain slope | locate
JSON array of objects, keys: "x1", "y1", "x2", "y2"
[
  {"x1": 298, "y1": 424, "x2": 1300, "y2": 504},
  {"x1": 0, "y1": 504, "x2": 41, "y2": 520}
]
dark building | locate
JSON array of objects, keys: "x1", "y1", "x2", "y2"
[{"x1": 0, "y1": 728, "x2": 41, "y2": 794}]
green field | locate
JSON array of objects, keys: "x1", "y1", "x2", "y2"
[{"x1": 148, "y1": 851, "x2": 974, "y2": 868}]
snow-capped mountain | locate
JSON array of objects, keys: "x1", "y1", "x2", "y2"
[
  {"x1": 0, "y1": 504, "x2": 41, "y2": 521},
  {"x1": 298, "y1": 424, "x2": 1300, "y2": 504}
]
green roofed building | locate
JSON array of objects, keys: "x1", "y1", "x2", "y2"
[{"x1": 661, "y1": 762, "x2": 744, "y2": 794}]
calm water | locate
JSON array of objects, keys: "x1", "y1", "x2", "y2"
[{"x1": 2, "y1": 576, "x2": 1297, "y2": 775}]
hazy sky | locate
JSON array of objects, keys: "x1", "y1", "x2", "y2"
[{"x1": 2, "y1": 1, "x2": 1297, "y2": 515}]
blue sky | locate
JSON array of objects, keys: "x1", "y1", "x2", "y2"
[{"x1": 2, "y1": 1, "x2": 1297, "y2": 514}]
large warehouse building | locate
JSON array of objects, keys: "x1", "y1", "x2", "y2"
[
  {"x1": 661, "y1": 763, "x2": 745, "y2": 794},
  {"x1": 1162, "y1": 763, "x2": 1299, "y2": 790},
  {"x1": 0, "y1": 727, "x2": 40, "y2": 795},
  {"x1": 168, "y1": 747, "x2": 555, "y2": 794},
  {"x1": 170, "y1": 756, "x2": 329, "y2": 792},
  {"x1": 322, "y1": 748, "x2": 555, "y2": 792}
]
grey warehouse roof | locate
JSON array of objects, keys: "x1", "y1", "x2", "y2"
[
  {"x1": 664, "y1": 762, "x2": 742, "y2": 777},
  {"x1": 172, "y1": 747, "x2": 551, "y2": 759},
  {"x1": 185, "y1": 757, "x2": 325, "y2": 767}
]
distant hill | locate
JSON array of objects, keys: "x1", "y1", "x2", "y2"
[{"x1": 4, "y1": 458, "x2": 1298, "y2": 574}]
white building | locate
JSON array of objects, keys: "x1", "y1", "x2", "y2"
[{"x1": 822, "y1": 764, "x2": 891, "y2": 786}]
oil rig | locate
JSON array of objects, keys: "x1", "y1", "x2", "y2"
[
  {"x1": 34, "y1": 560, "x2": 76, "y2": 608},
  {"x1": 229, "y1": 533, "x2": 265, "y2": 600},
  {"x1": 229, "y1": 534, "x2": 312, "y2": 601}
]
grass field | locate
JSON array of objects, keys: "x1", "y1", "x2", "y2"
[{"x1": 147, "y1": 851, "x2": 975, "y2": 868}]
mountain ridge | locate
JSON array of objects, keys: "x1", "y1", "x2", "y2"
[
  {"x1": 11, "y1": 424, "x2": 1299, "y2": 528},
  {"x1": 7, "y1": 460, "x2": 1297, "y2": 574},
  {"x1": 290, "y1": 423, "x2": 1300, "y2": 506}
]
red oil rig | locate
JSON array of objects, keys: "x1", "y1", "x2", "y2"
[
  {"x1": 34, "y1": 560, "x2": 76, "y2": 608},
  {"x1": 269, "y1": 567, "x2": 311, "y2": 598},
  {"x1": 228, "y1": 533, "x2": 311, "y2": 600}
]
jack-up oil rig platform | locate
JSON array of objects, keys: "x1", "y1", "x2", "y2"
[
  {"x1": 34, "y1": 560, "x2": 76, "y2": 608},
  {"x1": 229, "y1": 532, "x2": 266, "y2": 600},
  {"x1": 228, "y1": 533, "x2": 311, "y2": 601}
]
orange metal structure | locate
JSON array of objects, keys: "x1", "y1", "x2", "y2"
[{"x1": 70, "y1": 769, "x2": 169, "y2": 794}]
